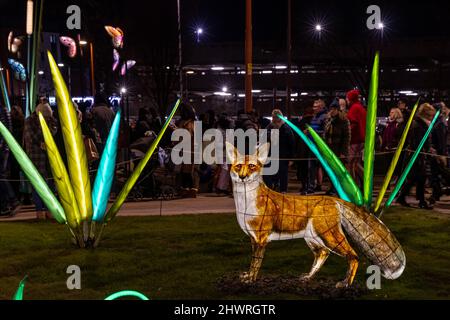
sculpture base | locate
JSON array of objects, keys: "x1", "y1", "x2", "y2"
[{"x1": 217, "y1": 273, "x2": 368, "y2": 299}]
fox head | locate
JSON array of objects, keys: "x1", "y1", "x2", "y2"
[{"x1": 225, "y1": 142, "x2": 270, "y2": 184}]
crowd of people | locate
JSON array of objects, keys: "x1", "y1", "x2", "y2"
[{"x1": 0, "y1": 89, "x2": 449, "y2": 217}]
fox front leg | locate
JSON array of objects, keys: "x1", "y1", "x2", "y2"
[{"x1": 240, "y1": 239, "x2": 266, "y2": 284}]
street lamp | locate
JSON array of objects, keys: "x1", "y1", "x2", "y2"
[
  {"x1": 120, "y1": 87, "x2": 127, "y2": 94},
  {"x1": 315, "y1": 24, "x2": 322, "y2": 32},
  {"x1": 195, "y1": 27, "x2": 203, "y2": 42}
]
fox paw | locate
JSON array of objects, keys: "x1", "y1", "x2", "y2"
[
  {"x1": 335, "y1": 280, "x2": 350, "y2": 289},
  {"x1": 239, "y1": 272, "x2": 255, "y2": 284},
  {"x1": 299, "y1": 273, "x2": 312, "y2": 282}
]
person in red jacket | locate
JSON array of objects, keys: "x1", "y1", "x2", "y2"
[{"x1": 346, "y1": 89, "x2": 366, "y2": 187}]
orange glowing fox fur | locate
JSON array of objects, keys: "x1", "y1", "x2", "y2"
[{"x1": 226, "y1": 142, "x2": 405, "y2": 288}]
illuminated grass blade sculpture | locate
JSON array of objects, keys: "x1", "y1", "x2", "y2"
[
  {"x1": 374, "y1": 100, "x2": 419, "y2": 213},
  {"x1": 306, "y1": 125, "x2": 364, "y2": 206},
  {"x1": 48, "y1": 51, "x2": 93, "y2": 222},
  {"x1": 283, "y1": 52, "x2": 439, "y2": 218},
  {"x1": 92, "y1": 110, "x2": 122, "y2": 223},
  {"x1": 363, "y1": 52, "x2": 379, "y2": 209},
  {"x1": 0, "y1": 51, "x2": 180, "y2": 248},
  {"x1": 39, "y1": 112, "x2": 82, "y2": 232},
  {"x1": 104, "y1": 98, "x2": 181, "y2": 223},
  {"x1": 280, "y1": 116, "x2": 355, "y2": 203},
  {"x1": 383, "y1": 110, "x2": 441, "y2": 212},
  {"x1": 11, "y1": 276, "x2": 149, "y2": 300},
  {"x1": 0, "y1": 119, "x2": 66, "y2": 223},
  {"x1": 12, "y1": 276, "x2": 28, "y2": 300}
]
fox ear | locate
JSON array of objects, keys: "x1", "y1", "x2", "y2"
[
  {"x1": 257, "y1": 143, "x2": 270, "y2": 164},
  {"x1": 225, "y1": 142, "x2": 237, "y2": 164}
]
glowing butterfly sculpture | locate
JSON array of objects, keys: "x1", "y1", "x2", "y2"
[
  {"x1": 12, "y1": 276, "x2": 149, "y2": 300},
  {"x1": 7, "y1": 31, "x2": 24, "y2": 56},
  {"x1": 0, "y1": 51, "x2": 180, "y2": 248},
  {"x1": 229, "y1": 52, "x2": 439, "y2": 287},
  {"x1": 112, "y1": 49, "x2": 120, "y2": 71},
  {"x1": 105, "y1": 26, "x2": 124, "y2": 49},
  {"x1": 8, "y1": 59, "x2": 26, "y2": 82},
  {"x1": 121, "y1": 60, "x2": 136, "y2": 76},
  {"x1": 59, "y1": 36, "x2": 77, "y2": 58}
]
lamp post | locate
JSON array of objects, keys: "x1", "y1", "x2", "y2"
[
  {"x1": 177, "y1": 0, "x2": 183, "y2": 99},
  {"x1": 245, "y1": 0, "x2": 253, "y2": 113},
  {"x1": 26, "y1": 0, "x2": 33, "y2": 117},
  {"x1": 286, "y1": 0, "x2": 291, "y2": 118}
]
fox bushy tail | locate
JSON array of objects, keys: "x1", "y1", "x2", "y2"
[{"x1": 336, "y1": 201, "x2": 406, "y2": 279}]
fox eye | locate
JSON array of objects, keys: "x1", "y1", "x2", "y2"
[
  {"x1": 249, "y1": 164, "x2": 256, "y2": 170},
  {"x1": 235, "y1": 164, "x2": 242, "y2": 170}
]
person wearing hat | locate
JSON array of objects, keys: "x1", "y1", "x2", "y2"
[
  {"x1": 324, "y1": 98, "x2": 351, "y2": 195},
  {"x1": 346, "y1": 89, "x2": 366, "y2": 187}
]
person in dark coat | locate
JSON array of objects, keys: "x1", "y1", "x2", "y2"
[
  {"x1": 324, "y1": 99, "x2": 351, "y2": 195},
  {"x1": 309, "y1": 99, "x2": 328, "y2": 191},
  {"x1": 23, "y1": 103, "x2": 57, "y2": 218},
  {"x1": 397, "y1": 103, "x2": 436, "y2": 209},
  {"x1": 264, "y1": 109, "x2": 295, "y2": 193},
  {"x1": 91, "y1": 93, "x2": 115, "y2": 154},
  {"x1": 0, "y1": 104, "x2": 20, "y2": 216},
  {"x1": 295, "y1": 106, "x2": 315, "y2": 194},
  {"x1": 381, "y1": 108, "x2": 404, "y2": 150},
  {"x1": 428, "y1": 102, "x2": 449, "y2": 204}
]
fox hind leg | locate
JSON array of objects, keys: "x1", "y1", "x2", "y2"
[
  {"x1": 300, "y1": 241, "x2": 330, "y2": 282},
  {"x1": 318, "y1": 229, "x2": 359, "y2": 288}
]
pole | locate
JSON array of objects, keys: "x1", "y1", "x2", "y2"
[
  {"x1": 26, "y1": 35, "x2": 31, "y2": 117},
  {"x1": 177, "y1": 0, "x2": 183, "y2": 99},
  {"x1": 245, "y1": 0, "x2": 253, "y2": 113},
  {"x1": 286, "y1": 0, "x2": 292, "y2": 119},
  {"x1": 89, "y1": 42, "x2": 95, "y2": 97}
]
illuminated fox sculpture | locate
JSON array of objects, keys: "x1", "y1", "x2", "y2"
[{"x1": 227, "y1": 52, "x2": 441, "y2": 287}]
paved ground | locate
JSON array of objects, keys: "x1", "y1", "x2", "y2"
[{"x1": 2, "y1": 191, "x2": 449, "y2": 222}]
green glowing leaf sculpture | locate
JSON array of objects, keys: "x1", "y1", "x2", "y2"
[
  {"x1": 280, "y1": 115, "x2": 354, "y2": 203},
  {"x1": 306, "y1": 125, "x2": 364, "y2": 206},
  {"x1": 363, "y1": 52, "x2": 379, "y2": 209},
  {"x1": 383, "y1": 110, "x2": 441, "y2": 211},
  {"x1": 374, "y1": 100, "x2": 419, "y2": 213},
  {"x1": 12, "y1": 276, "x2": 27, "y2": 300},
  {"x1": 0, "y1": 120, "x2": 66, "y2": 223}
]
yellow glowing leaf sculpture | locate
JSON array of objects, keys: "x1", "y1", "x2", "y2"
[
  {"x1": 47, "y1": 51, "x2": 93, "y2": 221},
  {"x1": 38, "y1": 112, "x2": 82, "y2": 230}
]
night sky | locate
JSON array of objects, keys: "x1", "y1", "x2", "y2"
[{"x1": 1, "y1": 0, "x2": 449, "y2": 43}]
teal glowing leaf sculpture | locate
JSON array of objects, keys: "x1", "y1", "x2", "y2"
[
  {"x1": 280, "y1": 115, "x2": 353, "y2": 203},
  {"x1": 104, "y1": 99, "x2": 181, "y2": 222},
  {"x1": 104, "y1": 290, "x2": 150, "y2": 300},
  {"x1": 306, "y1": 125, "x2": 363, "y2": 206},
  {"x1": 92, "y1": 110, "x2": 122, "y2": 222},
  {"x1": 363, "y1": 52, "x2": 379, "y2": 209},
  {"x1": 374, "y1": 100, "x2": 419, "y2": 213},
  {"x1": 384, "y1": 109, "x2": 441, "y2": 210}
]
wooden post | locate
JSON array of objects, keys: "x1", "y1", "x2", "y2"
[
  {"x1": 286, "y1": 0, "x2": 292, "y2": 119},
  {"x1": 245, "y1": 0, "x2": 253, "y2": 113}
]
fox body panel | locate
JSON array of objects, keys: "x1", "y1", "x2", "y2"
[{"x1": 227, "y1": 143, "x2": 405, "y2": 285}]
